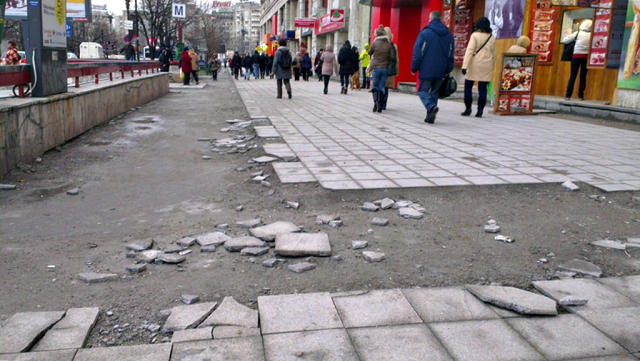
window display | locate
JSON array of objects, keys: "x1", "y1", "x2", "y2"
[{"x1": 496, "y1": 54, "x2": 538, "y2": 114}]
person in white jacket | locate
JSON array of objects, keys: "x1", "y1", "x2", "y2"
[{"x1": 561, "y1": 19, "x2": 592, "y2": 100}]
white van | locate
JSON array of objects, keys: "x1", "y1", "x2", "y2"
[{"x1": 79, "y1": 42, "x2": 105, "y2": 59}]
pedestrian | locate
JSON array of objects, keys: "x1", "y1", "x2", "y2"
[
  {"x1": 292, "y1": 50, "x2": 303, "y2": 81},
  {"x1": 209, "y1": 54, "x2": 221, "y2": 80},
  {"x1": 266, "y1": 54, "x2": 274, "y2": 78},
  {"x1": 158, "y1": 48, "x2": 170, "y2": 72},
  {"x1": 120, "y1": 41, "x2": 136, "y2": 61},
  {"x1": 507, "y1": 35, "x2": 530, "y2": 54},
  {"x1": 462, "y1": 17, "x2": 496, "y2": 118},
  {"x1": 180, "y1": 47, "x2": 192, "y2": 85},
  {"x1": 272, "y1": 39, "x2": 293, "y2": 99},
  {"x1": 252, "y1": 50, "x2": 261, "y2": 79},
  {"x1": 232, "y1": 51, "x2": 241, "y2": 79},
  {"x1": 188, "y1": 47, "x2": 200, "y2": 85},
  {"x1": 320, "y1": 44, "x2": 339, "y2": 94},
  {"x1": 368, "y1": 25, "x2": 395, "y2": 112},
  {"x1": 338, "y1": 40, "x2": 358, "y2": 94},
  {"x1": 301, "y1": 52, "x2": 312, "y2": 81},
  {"x1": 223, "y1": 58, "x2": 228, "y2": 74},
  {"x1": 359, "y1": 43, "x2": 370, "y2": 89},
  {"x1": 380, "y1": 27, "x2": 399, "y2": 110},
  {"x1": 243, "y1": 52, "x2": 253, "y2": 80},
  {"x1": 411, "y1": 11, "x2": 454, "y2": 124},
  {"x1": 562, "y1": 19, "x2": 592, "y2": 101},
  {"x1": 314, "y1": 49, "x2": 324, "y2": 81},
  {"x1": 3, "y1": 40, "x2": 20, "y2": 65},
  {"x1": 259, "y1": 52, "x2": 267, "y2": 79}
]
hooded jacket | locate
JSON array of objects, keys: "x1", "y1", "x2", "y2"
[
  {"x1": 562, "y1": 20, "x2": 592, "y2": 55},
  {"x1": 180, "y1": 50, "x2": 192, "y2": 73},
  {"x1": 338, "y1": 43, "x2": 359, "y2": 75},
  {"x1": 369, "y1": 35, "x2": 393, "y2": 69},
  {"x1": 320, "y1": 45, "x2": 338, "y2": 76},
  {"x1": 359, "y1": 45, "x2": 370, "y2": 68},
  {"x1": 411, "y1": 19, "x2": 454, "y2": 79}
]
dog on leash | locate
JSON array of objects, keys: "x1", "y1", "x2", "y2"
[{"x1": 350, "y1": 71, "x2": 360, "y2": 90}]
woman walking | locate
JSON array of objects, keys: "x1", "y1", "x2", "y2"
[
  {"x1": 301, "y1": 52, "x2": 312, "y2": 81},
  {"x1": 314, "y1": 49, "x2": 324, "y2": 81},
  {"x1": 242, "y1": 52, "x2": 253, "y2": 80},
  {"x1": 380, "y1": 27, "x2": 399, "y2": 110},
  {"x1": 320, "y1": 45, "x2": 339, "y2": 94},
  {"x1": 188, "y1": 47, "x2": 200, "y2": 85},
  {"x1": 180, "y1": 47, "x2": 192, "y2": 85},
  {"x1": 461, "y1": 17, "x2": 496, "y2": 118},
  {"x1": 232, "y1": 51, "x2": 241, "y2": 80},
  {"x1": 338, "y1": 40, "x2": 358, "y2": 94},
  {"x1": 368, "y1": 26, "x2": 395, "y2": 112},
  {"x1": 562, "y1": 20, "x2": 592, "y2": 101}
]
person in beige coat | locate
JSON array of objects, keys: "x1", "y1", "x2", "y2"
[
  {"x1": 507, "y1": 36, "x2": 530, "y2": 54},
  {"x1": 462, "y1": 17, "x2": 495, "y2": 117}
]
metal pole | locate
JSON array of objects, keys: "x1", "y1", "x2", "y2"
[
  {"x1": 135, "y1": 0, "x2": 139, "y2": 60},
  {"x1": 0, "y1": 0, "x2": 6, "y2": 45}
]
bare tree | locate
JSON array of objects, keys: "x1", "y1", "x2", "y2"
[{"x1": 137, "y1": 0, "x2": 199, "y2": 58}]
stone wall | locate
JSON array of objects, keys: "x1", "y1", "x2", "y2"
[
  {"x1": 0, "y1": 73, "x2": 169, "y2": 176},
  {"x1": 616, "y1": 89, "x2": 640, "y2": 110}
]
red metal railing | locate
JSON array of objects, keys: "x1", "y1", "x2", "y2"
[{"x1": 0, "y1": 60, "x2": 162, "y2": 98}]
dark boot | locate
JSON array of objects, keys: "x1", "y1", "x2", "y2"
[
  {"x1": 461, "y1": 99, "x2": 472, "y2": 116},
  {"x1": 380, "y1": 88, "x2": 389, "y2": 110},
  {"x1": 476, "y1": 99, "x2": 486, "y2": 118},
  {"x1": 344, "y1": 87, "x2": 348, "y2": 95},
  {"x1": 372, "y1": 89, "x2": 379, "y2": 112}
]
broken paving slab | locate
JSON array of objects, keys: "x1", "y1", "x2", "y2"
[
  {"x1": 288, "y1": 262, "x2": 317, "y2": 273},
  {"x1": 371, "y1": 217, "x2": 389, "y2": 226},
  {"x1": 316, "y1": 214, "x2": 340, "y2": 225},
  {"x1": 362, "y1": 251, "x2": 385, "y2": 263},
  {"x1": 557, "y1": 258, "x2": 602, "y2": 278},
  {"x1": 0, "y1": 311, "x2": 66, "y2": 353},
  {"x1": 213, "y1": 326, "x2": 261, "y2": 339},
  {"x1": 224, "y1": 236, "x2": 266, "y2": 252},
  {"x1": 374, "y1": 198, "x2": 395, "y2": 209},
  {"x1": 352, "y1": 240, "x2": 368, "y2": 250},
  {"x1": 201, "y1": 297, "x2": 258, "y2": 328},
  {"x1": 0, "y1": 349, "x2": 77, "y2": 361},
  {"x1": 252, "y1": 156, "x2": 278, "y2": 163},
  {"x1": 275, "y1": 232, "x2": 331, "y2": 257},
  {"x1": 254, "y1": 125, "x2": 280, "y2": 138},
  {"x1": 562, "y1": 180, "x2": 580, "y2": 191},
  {"x1": 73, "y1": 343, "x2": 172, "y2": 361},
  {"x1": 176, "y1": 237, "x2": 196, "y2": 248},
  {"x1": 240, "y1": 246, "x2": 270, "y2": 256},
  {"x1": 590, "y1": 239, "x2": 626, "y2": 250},
  {"x1": 195, "y1": 232, "x2": 231, "y2": 247},
  {"x1": 171, "y1": 337, "x2": 264, "y2": 361},
  {"x1": 125, "y1": 239, "x2": 153, "y2": 251},
  {"x1": 161, "y1": 302, "x2": 217, "y2": 333},
  {"x1": 465, "y1": 284, "x2": 558, "y2": 316},
  {"x1": 361, "y1": 202, "x2": 379, "y2": 212},
  {"x1": 156, "y1": 253, "x2": 186, "y2": 264},
  {"x1": 33, "y1": 307, "x2": 99, "y2": 351},
  {"x1": 250, "y1": 221, "x2": 300, "y2": 241},
  {"x1": 171, "y1": 327, "x2": 213, "y2": 343},
  {"x1": 236, "y1": 218, "x2": 262, "y2": 228},
  {"x1": 136, "y1": 250, "x2": 163, "y2": 263},
  {"x1": 0, "y1": 184, "x2": 17, "y2": 190},
  {"x1": 126, "y1": 263, "x2": 147, "y2": 274},
  {"x1": 77, "y1": 272, "x2": 119, "y2": 283},
  {"x1": 398, "y1": 207, "x2": 424, "y2": 219}
]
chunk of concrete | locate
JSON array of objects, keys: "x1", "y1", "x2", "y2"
[
  {"x1": 393, "y1": 200, "x2": 413, "y2": 209},
  {"x1": 181, "y1": 294, "x2": 200, "y2": 305},
  {"x1": 33, "y1": 307, "x2": 99, "y2": 351},
  {"x1": 591, "y1": 239, "x2": 626, "y2": 250},
  {"x1": 0, "y1": 311, "x2": 66, "y2": 353},
  {"x1": 288, "y1": 262, "x2": 317, "y2": 273},
  {"x1": 213, "y1": 326, "x2": 261, "y2": 339},
  {"x1": 125, "y1": 239, "x2": 153, "y2": 251},
  {"x1": 176, "y1": 237, "x2": 196, "y2": 248},
  {"x1": 375, "y1": 198, "x2": 395, "y2": 210},
  {"x1": 195, "y1": 232, "x2": 231, "y2": 247},
  {"x1": 557, "y1": 259, "x2": 602, "y2": 278},
  {"x1": 275, "y1": 232, "x2": 331, "y2": 257},
  {"x1": 351, "y1": 240, "x2": 368, "y2": 250},
  {"x1": 201, "y1": 297, "x2": 258, "y2": 328},
  {"x1": 156, "y1": 253, "x2": 186, "y2": 264},
  {"x1": 171, "y1": 327, "x2": 212, "y2": 343},
  {"x1": 484, "y1": 224, "x2": 501, "y2": 233},
  {"x1": 559, "y1": 296, "x2": 589, "y2": 307},
  {"x1": 240, "y1": 247, "x2": 269, "y2": 256},
  {"x1": 66, "y1": 188, "x2": 79, "y2": 195},
  {"x1": 126, "y1": 263, "x2": 147, "y2": 274},
  {"x1": 262, "y1": 258, "x2": 279, "y2": 268},
  {"x1": 253, "y1": 156, "x2": 277, "y2": 163},
  {"x1": 136, "y1": 250, "x2": 162, "y2": 263},
  {"x1": 224, "y1": 236, "x2": 266, "y2": 252},
  {"x1": 465, "y1": 284, "x2": 558, "y2": 315},
  {"x1": 371, "y1": 217, "x2": 389, "y2": 226},
  {"x1": 361, "y1": 202, "x2": 379, "y2": 212},
  {"x1": 250, "y1": 221, "x2": 300, "y2": 241},
  {"x1": 315, "y1": 214, "x2": 339, "y2": 225},
  {"x1": 398, "y1": 207, "x2": 424, "y2": 219},
  {"x1": 162, "y1": 302, "x2": 217, "y2": 333},
  {"x1": 562, "y1": 180, "x2": 580, "y2": 191},
  {"x1": 236, "y1": 218, "x2": 262, "y2": 228},
  {"x1": 363, "y1": 251, "x2": 385, "y2": 262},
  {"x1": 77, "y1": 273, "x2": 118, "y2": 283},
  {"x1": 73, "y1": 343, "x2": 172, "y2": 361},
  {"x1": 0, "y1": 184, "x2": 17, "y2": 190}
]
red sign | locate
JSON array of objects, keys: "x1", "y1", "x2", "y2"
[
  {"x1": 314, "y1": 10, "x2": 344, "y2": 35},
  {"x1": 295, "y1": 18, "x2": 316, "y2": 27},
  {"x1": 212, "y1": 1, "x2": 232, "y2": 7}
]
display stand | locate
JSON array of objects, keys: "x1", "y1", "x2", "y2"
[{"x1": 494, "y1": 53, "x2": 538, "y2": 116}]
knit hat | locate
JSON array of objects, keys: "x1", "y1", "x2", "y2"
[
  {"x1": 516, "y1": 36, "x2": 531, "y2": 49},
  {"x1": 375, "y1": 26, "x2": 386, "y2": 37}
]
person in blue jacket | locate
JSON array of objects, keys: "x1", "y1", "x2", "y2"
[{"x1": 411, "y1": 11, "x2": 454, "y2": 124}]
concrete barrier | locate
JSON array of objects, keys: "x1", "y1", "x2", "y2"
[{"x1": 0, "y1": 72, "x2": 169, "y2": 176}]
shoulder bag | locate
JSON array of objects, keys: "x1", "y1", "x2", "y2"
[
  {"x1": 387, "y1": 42, "x2": 398, "y2": 77},
  {"x1": 473, "y1": 34, "x2": 492, "y2": 57},
  {"x1": 439, "y1": 75, "x2": 457, "y2": 99}
]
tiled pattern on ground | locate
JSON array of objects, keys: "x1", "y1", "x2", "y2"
[
  {"x1": 2, "y1": 276, "x2": 640, "y2": 360},
  {"x1": 234, "y1": 78, "x2": 640, "y2": 191}
]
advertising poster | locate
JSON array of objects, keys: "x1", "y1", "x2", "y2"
[
  {"x1": 529, "y1": 1, "x2": 557, "y2": 64},
  {"x1": 42, "y1": 0, "x2": 67, "y2": 48},
  {"x1": 6, "y1": 0, "x2": 90, "y2": 20},
  {"x1": 453, "y1": 6, "x2": 472, "y2": 65},
  {"x1": 589, "y1": 8, "x2": 612, "y2": 66},
  {"x1": 618, "y1": 0, "x2": 640, "y2": 89},
  {"x1": 497, "y1": 54, "x2": 537, "y2": 114},
  {"x1": 485, "y1": 0, "x2": 526, "y2": 38}
]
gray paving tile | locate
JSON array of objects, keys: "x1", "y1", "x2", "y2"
[
  {"x1": 332, "y1": 289, "x2": 422, "y2": 328},
  {"x1": 464, "y1": 175, "x2": 507, "y2": 185},
  {"x1": 533, "y1": 279, "x2": 636, "y2": 311},
  {"x1": 402, "y1": 287, "x2": 499, "y2": 322},
  {"x1": 0, "y1": 311, "x2": 66, "y2": 353},
  {"x1": 320, "y1": 180, "x2": 362, "y2": 189},
  {"x1": 417, "y1": 170, "x2": 453, "y2": 178},
  {"x1": 357, "y1": 179, "x2": 398, "y2": 188},
  {"x1": 170, "y1": 337, "x2": 264, "y2": 361},
  {"x1": 258, "y1": 292, "x2": 343, "y2": 334},
  {"x1": 33, "y1": 307, "x2": 99, "y2": 351},
  {"x1": 348, "y1": 172, "x2": 388, "y2": 180},
  {"x1": 498, "y1": 174, "x2": 542, "y2": 184},
  {"x1": 393, "y1": 178, "x2": 434, "y2": 187},
  {"x1": 0, "y1": 350, "x2": 76, "y2": 361},
  {"x1": 348, "y1": 324, "x2": 453, "y2": 361},
  {"x1": 74, "y1": 343, "x2": 171, "y2": 361},
  {"x1": 263, "y1": 329, "x2": 358, "y2": 361},
  {"x1": 598, "y1": 275, "x2": 640, "y2": 303},
  {"x1": 429, "y1": 177, "x2": 470, "y2": 186},
  {"x1": 507, "y1": 314, "x2": 625, "y2": 360},
  {"x1": 577, "y1": 307, "x2": 640, "y2": 353},
  {"x1": 559, "y1": 355, "x2": 638, "y2": 361}
]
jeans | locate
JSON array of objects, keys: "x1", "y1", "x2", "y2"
[
  {"x1": 362, "y1": 67, "x2": 369, "y2": 88},
  {"x1": 244, "y1": 68, "x2": 251, "y2": 80},
  {"x1": 276, "y1": 78, "x2": 291, "y2": 98},
  {"x1": 464, "y1": 80, "x2": 488, "y2": 109},
  {"x1": 340, "y1": 74, "x2": 350, "y2": 88},
  {"x1": 566, "y1": 57, "x2": 588, "y2": 98},
  {"x1": 371, "y1": 68, "x2": 388, "y2": 94},
  {"x1": 418, "y1": 78, "x2": 444, "y2": 113},
  {"x1": 253, "y1": 63, "x2": 259, "y2": 79}
]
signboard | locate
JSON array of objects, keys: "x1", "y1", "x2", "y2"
[
  {"x1": 66, "y1": 22, "x2": 72, "y2": 37},
  {"x1": 6, "y1": 0, "x2": 91, "y2": 21},
  {"x1": 314, "y1": 9, "x2": 344, "y2": 35},
  {"x1": 617, "y1": 0, "x2": 640, "y2": 90},
  {"x1": 329, "y1": 9, "x2": 344, "y2": 22},
  {"x1": 495, "y1": 54, "x2": 537, "y2": 115},
  {"x1": 295, "y1": 17, "x2": 315, "y2": 27},
  {"x1": 172, "y1": 3, "x2": 186, "y2": 18},
  {"x1": 606, "y1": 0, "x2": 628, "y2": 68},
  {"x1": 589, "y1": 8, "x2": 611, "y2": 67},
  {"x1": 529, "y1": 1, "x2": 557, "y2": 64},
  {"x1": 212, "y1": 1, "x2": 231, "y2": 7},
  {"x1": 124, "y1": 20, "x2": 133, "y2": 30},
  {"x1": 42, "y1": 0, "x2": 67, "y2": 48}
]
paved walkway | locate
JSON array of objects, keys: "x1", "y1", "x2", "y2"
[
  {"x1": 234, "y1": 78, "x2": 640, "y2": 192},
  {"x1": 1, "y1": 275, "x2": 639, "y2": 360}
]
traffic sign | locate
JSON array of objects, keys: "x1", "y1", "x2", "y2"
[{"x1": 172, "y1": 3, "x2": 185, "y2": 18}]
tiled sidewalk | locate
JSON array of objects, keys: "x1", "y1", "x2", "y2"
[
  {"x1": 2, "y1": 276, "x2": 639, "y2": 360},
  {"x1": 235, "y1": 78, "x2": 640, "y2": 191}
]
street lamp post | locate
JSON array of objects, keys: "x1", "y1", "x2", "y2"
[{"x1": 134, "y1": 0, "x2": 139, "y2": 60}]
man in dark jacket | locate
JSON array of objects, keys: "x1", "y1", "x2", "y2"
[
  {"x1": 411, "y1": 11, "x2": 454, "y2": 124},
  {"x1": 232, "y1": 52, "x2": 241, "y2": 79},
  {"x1": 338, "y1": 40, "x2": 358, "y2": 94},
  {"x1": 158, "y1": 48, "x2": 170, "y2": 72},
  {"x1": 120, "y1": 41, "x2": 136, "y2": 61},
  {"x1": 272, "y1": 40, "x2": 292, "y2": 99}
]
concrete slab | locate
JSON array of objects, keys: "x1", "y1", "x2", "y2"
[
  {"x1": 258, "y1": 292, "x2": 343, "y2": 334},
  {"x1": 507, "y1": 314, "x2": 625, "y2": 360},
  {"x1": 0, "y1": 311, "x2": 66, "y2": 353},
  {"x1": 171, "y1": 327, "x2": 213, "y2": 343},
  {"x1": 0, "y1": 350, "x2": 76, "y2": 361},
  {"x1": 577, "y1": 307, "x2": 640, "y2": 353},
  {"x1": 212, "y1": 326, "x2": 260, "y2": 339},
  {"x1": 250, "y1": 221, "x2": 300, "y2": 241},
  {"x1": 332, "y1": 289, "x2": 422, "y2": 328},
  {"x1": 200, "y1": 297, "x2": 258, "y2": 328},
  {"x1": 465, "y1": 284, "x2": 558, "y2": 315},
  {"x1": 402, "y1": 287, "x2": 499, "y2": 322},
  {"x1": 263, "y1": 329, "x2": 359, "y2": 361},
  {"x1": 275, "y1": 232, "x2": 331, "y2": 257},
  {"x1": 559, "y1": 356, "x2": 638, "y2": 361},
  {"x1": 598, "y1": 275, "x2": 640, "y2": 303},
  {"x1": 170, "y1": 336, "x2": 264, "y2": 361},
  {"x1": 557, "y1": 258, "x2": 603, "y2": 277},
  {"x1": 430, "y1": 319, "x2": 544, "y2": 361},
  {"x1": 195, "y1": 232, "x2": 231, "y2": 247},
  {"x1": 33, "y1": 307, "x2": 99, "y2": 351},
  {"x1": 161, "y1": 302, "x2": 217, "y2": 333},
  {"x1": 348, "y1": 324, "x2": 453, "y2": 361},
  {"x1": 77, "y1": 272, "x2": 118, "y2": 283},
  {"x1": 533, "y1": 279, "x2": 636, "y2": 311},
  {"x1": 223, "y1": 236, "x2": 266, "y2": 252},
  {"x1": 73, "y1": 343, "x2": 171, "y2": 361}
]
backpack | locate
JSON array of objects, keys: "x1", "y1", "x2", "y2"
[{"x1": 279, "y1": 50, "x2": 292, "y2": 69}]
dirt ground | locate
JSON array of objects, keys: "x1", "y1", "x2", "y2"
[{"x1": 1, "y1": 73, "x2": 639, "y2": 347}]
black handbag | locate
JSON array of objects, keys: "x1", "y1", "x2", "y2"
[
  {"x1": 561, "y1": 30, "x2": 579, "y2": 62},
  {"x1": 439, "y1": 75, "x2": 457, "y2": 99},
  {"x1": 387, "y1": 42, "x2": 398, "y2": 77}
]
